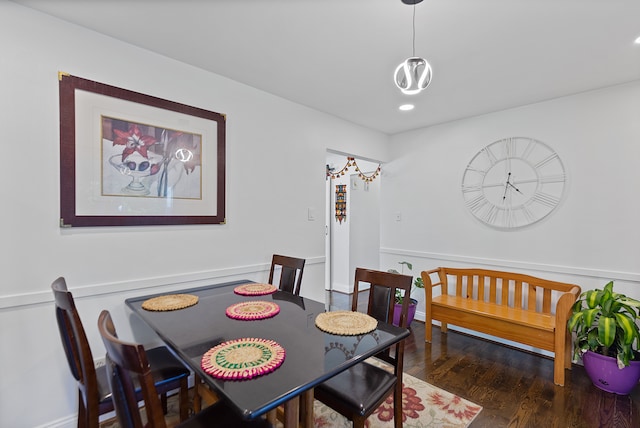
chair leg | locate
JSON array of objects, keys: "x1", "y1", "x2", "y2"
[
  {"x1": 179, "y1": 377, "x2": 189, "y2": 421},
  {"x1": 77, "y1": 392, "x2": 88, "y2": 428},
  {"x1": 352, "y1": 415, "x2": 366, "y2": 428},
  {"x1": 160, "y1": 392, "x2": 168, "y2": 414},
  {"x1": 394, "y1": 383, "x2": 403, "y2": 428},
  {"x1": 81, "y1": 393, "x2": 100, "y2": 428},
  {"x1": 193, "y1": 374, "x2": 202, "y2": 413}
]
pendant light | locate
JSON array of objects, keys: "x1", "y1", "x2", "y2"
[{"x1": 394, "y1": 0, "x2": 433, "y2": 95}]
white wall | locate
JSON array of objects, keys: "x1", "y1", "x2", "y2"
[
  {"x1": 349, "y1": 174, "x2": 381, "y2": 278},
  {"x1": 0, "y1": 3, "x2": 389, "y2": 427},
  {"x1": 380, "y1": 80, "x2": 640, "y2": 339}
]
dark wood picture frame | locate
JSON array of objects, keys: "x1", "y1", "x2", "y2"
[{"x1": 59, "y1": 73, "x2": 225, "y2": 227}]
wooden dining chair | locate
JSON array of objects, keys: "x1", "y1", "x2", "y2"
[
  {"x1": 268, "y1": 254, "x2": 306, "y2": 295},
  {"x1": 52, "y1": 277, "x2": 189, "y2": 427},
  {"x1": 97, "y1": 310, "x2": 273, "y2": 428},
  {"x1": 314, "y1": 268, "x2": 413, "y2": 428}
]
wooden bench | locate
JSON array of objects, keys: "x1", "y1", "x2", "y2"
[{"x1": 421, "y1": 267, "x2": 581, "y2": 386}]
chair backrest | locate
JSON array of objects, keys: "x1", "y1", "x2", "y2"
[
  {"x1": 51, "y1": 277, "x2": 100, "y2": 414},
  {"x1": 98, "y1": 310, "x2": 168, "y2": 428},
  {"x1": 268, "y1": 254, "x2": 306, "y2": 295},
  {"x1": 352, "y1": 268, "x2": 412, "y2": 369}
]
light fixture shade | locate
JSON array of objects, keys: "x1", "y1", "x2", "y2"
[{"x1": 394, "y1": 57, "x2": 432, "y2": 95}]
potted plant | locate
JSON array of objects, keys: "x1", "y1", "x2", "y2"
[
  {"x1": 388, "y1": 261, "x2": 424, "y2": 326},
  {"x1": 567, "y1": 280, "x2": 640, "y2": 394}
]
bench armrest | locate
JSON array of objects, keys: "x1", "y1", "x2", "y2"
[
  {"x1": 422, "y1": 268, "x2": 442, "y2": 283},
  {"x1": 554, "y1": 285, "x2": 581, "y2": 326},
  {"x1": 421, "y1": 269, "x2": 443, "y2": 302}
]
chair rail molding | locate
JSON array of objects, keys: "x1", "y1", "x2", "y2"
[
  {"x1": 380, "y1": 248, "x2": 640, "y2": 284},
  {"x1": 1, "y1": 256, "x2": 325, "y2": 310}
]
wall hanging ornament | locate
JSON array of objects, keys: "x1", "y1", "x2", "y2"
[
  {"x1": 327, "y1": 157, "x2": 381, "y2": 182},
  {"x1": 335, "y1": 184, "x2": 346, "y2": 223}
]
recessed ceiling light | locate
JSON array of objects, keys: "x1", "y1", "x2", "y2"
[
  {"x1": 399, "y1": 104, "x2": 414, "y2": 111},
  {"x1": 635, "y1": 36, "x2": 640, "y2": 44}
]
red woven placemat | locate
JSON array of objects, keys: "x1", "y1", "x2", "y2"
[
  {"x1": 234, "y1": 283, "x2": 278, "y2": 296},
  {"x1": 226, "y1": 301, "x2": 280, "y2": 320},
  {"x1": 201, "y1": 337, "x2": 286, "y2": 380}
]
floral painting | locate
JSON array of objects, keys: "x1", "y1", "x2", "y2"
[
  {"x1": 60, "y1": 73, "x2": 225, "y2": 227},
  {"x1": 102, "y1": 117, "x2": 202, "y2": 199}
]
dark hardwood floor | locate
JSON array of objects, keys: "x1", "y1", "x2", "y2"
[{"x1": 328, "y1": 290, "x2": 640, "y2": 428}]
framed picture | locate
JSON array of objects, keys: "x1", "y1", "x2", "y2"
[{"x1": 59, "y1": 73, "x2": 225, "y2": 227}]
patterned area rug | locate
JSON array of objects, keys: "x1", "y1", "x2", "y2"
[
  {"x1": 101, "y1": 366, "x2": 481, "y2": 428},
  {"x1": 308, "y1": 367, "x2": 481, "y2": 428}
]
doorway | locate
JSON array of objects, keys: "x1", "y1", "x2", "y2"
[{"x1": 325, "y1": 151, "x2": 381, "y2": 295}]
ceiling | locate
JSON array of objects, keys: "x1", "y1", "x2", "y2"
[{"x1": 12, "y1": 0, "x2": 640, "y2": 135}]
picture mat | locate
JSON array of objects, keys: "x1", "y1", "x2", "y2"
[{"x1": 74, "y1": 89, "x2": 218, "y2": 217}]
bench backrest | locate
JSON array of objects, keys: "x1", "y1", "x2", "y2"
[{"x1": 427, "y1": 267, "x2": 581, "y2": 315}]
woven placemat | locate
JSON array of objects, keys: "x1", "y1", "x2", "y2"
[
  {"x1": 315, "y1": 310, "x2": 378, "y2": 335},
  {"x1": 226, "y1": 301, "x2": 280, "y2": 320},
  {"x1": 141, "y1": 294, "x2": 199, "y2": 311},
  {"x1": 201, "y1": 337, "x2": 286, "y2": 380},
  {"x1": 233, "y1": 283, "x2": 278, "y2": 296}
]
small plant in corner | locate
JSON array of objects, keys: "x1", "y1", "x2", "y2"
[
  {"x1": 567, "y1": 280, "x2": 640, "y2": 368},
  {"x1": 387, "y1": 261, "x2": 424, "y2": 304}
]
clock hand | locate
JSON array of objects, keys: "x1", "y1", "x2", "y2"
[
  {"x1": 502, "y1": 172, "x2": 511, "y2": 202},
  {"x1": 507, "y1": 181, "x2": 523, "y2": 194},
  {"x1": 505, "y1": 172, "x2": 523, "y2": 193}
]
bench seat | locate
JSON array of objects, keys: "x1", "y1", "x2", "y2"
[{"x1": 423, "y1": 267, "x2": 581, "y2": 386}]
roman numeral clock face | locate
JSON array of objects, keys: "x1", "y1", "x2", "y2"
[{"x1": 461, "y1": 137, "x2": 566, "y2": 229}]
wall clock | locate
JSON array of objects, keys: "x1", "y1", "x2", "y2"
[{"x1": 461, "y1": 137, "x2": 566, "y2": 229}]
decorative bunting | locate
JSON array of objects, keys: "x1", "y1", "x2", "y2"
[{"x1": 327, "y1": 156, "x2": 381, "y2": 182}]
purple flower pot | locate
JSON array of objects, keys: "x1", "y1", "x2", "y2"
[
  {"x1": 582, "y1": 350, "x2": 640, "y2": 395},
  {"x1": 392, "y1": 299, "x2": 417, "y2": 327}
]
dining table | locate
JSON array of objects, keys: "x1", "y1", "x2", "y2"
[{"x1": 124, "y1": 279, "x2": 410, "y2": 428}]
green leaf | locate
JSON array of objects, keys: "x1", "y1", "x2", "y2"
[
  {"x1": 414, "y1": 277, "x2": 424, "y2": 288},
  {"x1": 614, "y1": 313, "x2": 638, "y2": 345},
  {"x1": 619, "y1": 296, "x2": 640, "y2": 309},
  {"x1": 603, "y1": 281, "x2": 614, "y2": 294},
  {"x1": 399, "y1": 261, "x2": 413, "y2": 271},
  {"x1": 582, "y1": 308, "x2": 600, "y2": 329},
  {"x1": 567, "y1": 312, "x2": 584, "y2": 332},
  {"x1": 602, "y1": 298, "x2": 614, "y2": 315},
  {"x1": 598, "y1": 316, "x2": 616, "y2": 347},
  {"x1": 585, "y1": 289, "x2": 600, "y2": 309},
  {"x1": 587, "y1": 329, "x2": 600, "y2": 349}
]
